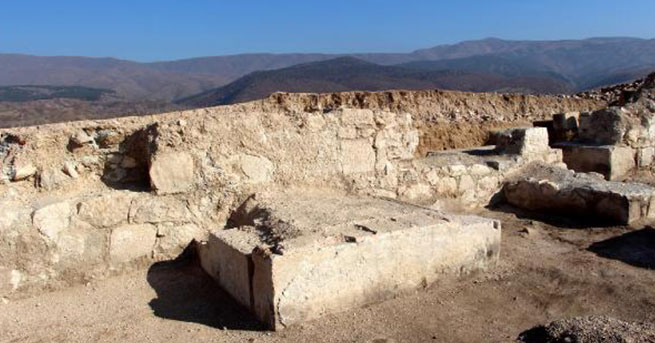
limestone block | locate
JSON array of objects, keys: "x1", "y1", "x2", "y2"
[
  {"x1": 504, "y1": 164, "x2": 655, "y2": 224},
  {"x1": 109, "y1": 224, "x2": 157, "y2": 263},
  {"x1": 578, "y1": 108, "x2": 628, "y2": 145},
  {"x1": 32, "y1": 201, "x2": 72, "y2": 240},
  {"x1": 340, "y1": 139, "x2": 375, "y2": 174},
  {"x1": 400, "y1": 183, "x2": 432, "y2": 201},
  {"x1": 38, "y1": 168, "x2": 69, "y2": 190},
  {"x1": 447, "y1": 164, "x2": 467, "y2": 176},
  {"x1": 149, "y1": 151, "x2": 195, "y2": 194},
  {"x1": 238, "y1": 154, "x2": 274, "y2": 183},
  {"x1": 495, "y1": 127, "x2": 550, "y2": 156},
  {"x1": 199, "y1": 192, "x2": 501, "y2": 330},
  {"x1": 340, "y1": 109, "x2": 375, "y2": 128},
  {"x1": 53, "y1": 220, "x2": 106, "y2": 268},
  {"x1": 557, "y1": 143, "x2": 636, "y2": 180},
  {"x1": 435, "y1": 177, "x2": 458, "y2": 195},
  {"x1": 156, "y1": 223, "x2": 206, "y2": 255},
  {"x1": 77, "y1": 192, "x2": 134, "y2": 228},
  {"x1": 638, "y1": 147, "x2": 655, "y2": 167},
  {"x1": 458, "y1": 175, "x2": 475, "y2": 193},
  {"x1": 129, "y1": 196, "x2": 191, "y2": 224}
]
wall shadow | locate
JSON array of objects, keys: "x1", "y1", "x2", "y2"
[
  {"x1": 146, "y1": 245, "x2": 265, "y2": 331},
  {"x1": 488, "y1": 202, "x2": 620, "y2": 229},
  {"x1": 588, "y1": 227, "x2": 655, "y2": 269}
]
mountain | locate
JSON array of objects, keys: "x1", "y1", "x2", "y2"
[
  {"x1": 176, "y1": 57, "x2": 575, "y2": 107},
  {"x1": 0, "y1": 54, "x2": 226, "y2": 101},
  {"x1": 1, "y1": 37, "x2": 655, "y2": 103}
]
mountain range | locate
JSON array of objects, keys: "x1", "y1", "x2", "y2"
[{"x1": 1, "y1": 37, "x2": 654, "y2": 109}]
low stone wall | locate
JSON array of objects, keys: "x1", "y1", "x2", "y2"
[{"x1": 0, "y1": 89, "x2": 600, "y2": 298}]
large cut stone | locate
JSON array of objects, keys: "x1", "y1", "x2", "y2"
[
  {"x1": 149, "y1": 152, "x2": 195, "y2": 194},
  {"x1": 32, "y1": 200, "x2": 72, "y2": 240},
  {"x1": 555, "y1": 143, "x2": 636, "y2": 180},
  {"x1": 198, "y1": 191, "x2": 501, "y2": 330},
  {"x1": 495, "y1": 127, "x2": 550, "y2": 156},
  {"x1": 109, "y1": 224, "x2": 157, "y2": 263},
  {"x1": 77, "y1": 192, "x2": 134, "y2": 228},
  {"x1": 340, "y1": 139, "x2": 376, "y2": 174},
  {"x1": 504, "y1": 163, "x2": 655, "y2": 225}
]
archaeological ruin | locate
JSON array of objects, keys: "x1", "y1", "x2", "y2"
[{"x1": 1, "y1": 73, "x2": 655, "y2": 330}]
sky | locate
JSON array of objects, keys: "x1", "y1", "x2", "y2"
[{"x1": 2, "y1": 0, "x2": 655, "y2": 62}]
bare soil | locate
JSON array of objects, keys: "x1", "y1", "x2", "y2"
[{"x1": 2, "y1": 205, "x2": 654, "y2": 343}]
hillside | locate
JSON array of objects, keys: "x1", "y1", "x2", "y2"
[
  {"x1": 2, "y1": 37, "x2": 655, "y2": 102},
  {"x1": 176, "y1": 57, "x2": 575, "y2": 107},
  {"x1": 0, "y1": 85, "x2": 115, "y2": 102}
]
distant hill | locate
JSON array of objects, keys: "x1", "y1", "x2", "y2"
[
  {"x1": 176, "y1": 57, "x2": 575, "y2": 107},
  {"x1": 2, "y1": 37, "x2": 655, "y2": 103},
  {"x1": 0, "y1": 85, "x2": 114, "y2": 102}
]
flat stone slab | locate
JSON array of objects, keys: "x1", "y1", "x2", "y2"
[
  {"x1": 504, "y1": 163, "x2": 655, "y2": 224},
  {"x1": 198, "y1": 190, "x2": 501, "y2": 330}
]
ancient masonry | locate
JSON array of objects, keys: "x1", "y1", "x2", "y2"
[{"x1": 1, "y1": 79, "x2": 654, "y2": 329}]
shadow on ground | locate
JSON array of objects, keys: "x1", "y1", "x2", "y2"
[
  {"x1": 488, "y1": 203, "x2": 621, "y2": 229},
  {"x1": 146, "y1": 245, "x2": 265, "y2": 331},
  {"x1": 588, "y1": 227, "x2": 655, "y2": 269}
]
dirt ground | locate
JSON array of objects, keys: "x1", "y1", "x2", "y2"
[{"x1": 1, "y1": 204, "x2": 654, "y2": 343}]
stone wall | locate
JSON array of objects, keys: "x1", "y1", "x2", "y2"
[{"x1": 0, "y1": 90, "x2": 600, "y2": 298}]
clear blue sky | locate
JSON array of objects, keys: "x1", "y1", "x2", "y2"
[{"x1": 2, "y1": 0, "x2": 654, "y2": 62}]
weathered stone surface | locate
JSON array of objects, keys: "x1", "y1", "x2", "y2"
[
  {"x1": 199, "y1": 191, "x2": 501, "y2": 330},
  {"x1": 38, "y1": 168, "x2": 69, "y2": 190},
  {"x1": 504, "y1": 163, "x2": 655, "y2": 224},
  {"x1": 71, "y1": 131, "x2": 94, "y2": 146},
  {"x1": 77, "y1": 192, "x2": 134, "y2": 228},
  {"x1": 156, "y1": 223, "x2": 205, "y2": 255},
  {"x1": 32, "y1": 201, "x2": 72, "y2": 240},
  {"x1": 556, "y1": 143, "x2": 636, "y2": 180},
  {"x1": 149, "y1": 151, "x2": 195, "y2": 194},
  {"x1": 238, "y1": 154, "x2": 274, "y2": 183},
  {"x1": 638, "y1": 147, "x2": 654, "y2": 167},
  {"x1": 53, "y1": 220, "x2": 106, "y2": 268},
  {"x1": 129, "y1": 196, "x2": 191, "y2": 224},
  {"x1": 109, "y1": 224, "x2": 157, "y2": 263},
  {"x1": 578, "y1": 108, "x2": 628, "y2": 145},
  {"x1": 340, "y1": 139, "x2": 375, "y2": 174},
  {"x1": 62, "y1": 161, "x2": 79, "y2": 178},
  {"x1": 12, "y1": 163, "x2": 36, "y2": 181},
  {"x1": 496, "y1": 127, "x2": 550, "y2": 155}
]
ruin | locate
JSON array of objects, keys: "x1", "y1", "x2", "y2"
[{"x1": 3, "y1": 77, "x2": 655, "y2": 329}]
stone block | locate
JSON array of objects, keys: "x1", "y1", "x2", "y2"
[
  {"x1": 238, "y1": 154, "x2": 274, "y2": 183},
  {"x1": 578, "y1": 108, "x2": 626, "y2": 145},
  {"x1": 555, "y1": 143, "x2": 636, "y2": 180},
  {"x1": 199, "y1": 191, "x2": 501, "y2": 330},
  {"x1": 504, "y1": 163, "x2": 655, "y2": 224},
  {"x1": 129, "y1": 196, "x2": 191, "y2": 224},
  {"x1": 32, "y1": 201, "x2": 72, "y2": 240},
  {"x1": 109, "y1": 224, "x2": 157, "y2": 263},
  {"x1": 638, "y1": 147, "x2": 655, "y2": 167},
  {"x1": 77, "y1": 192, "x2": 134, "y2": 228},
  {"x1": 149, "y1": 151, "x2": 195, "y2": 194},
  {"x1": 340, "y1": 139, "x2": 375, "y2": 174},
  {"x1": 495, "y1": 127, "x2": 550, "y2": 156}
]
